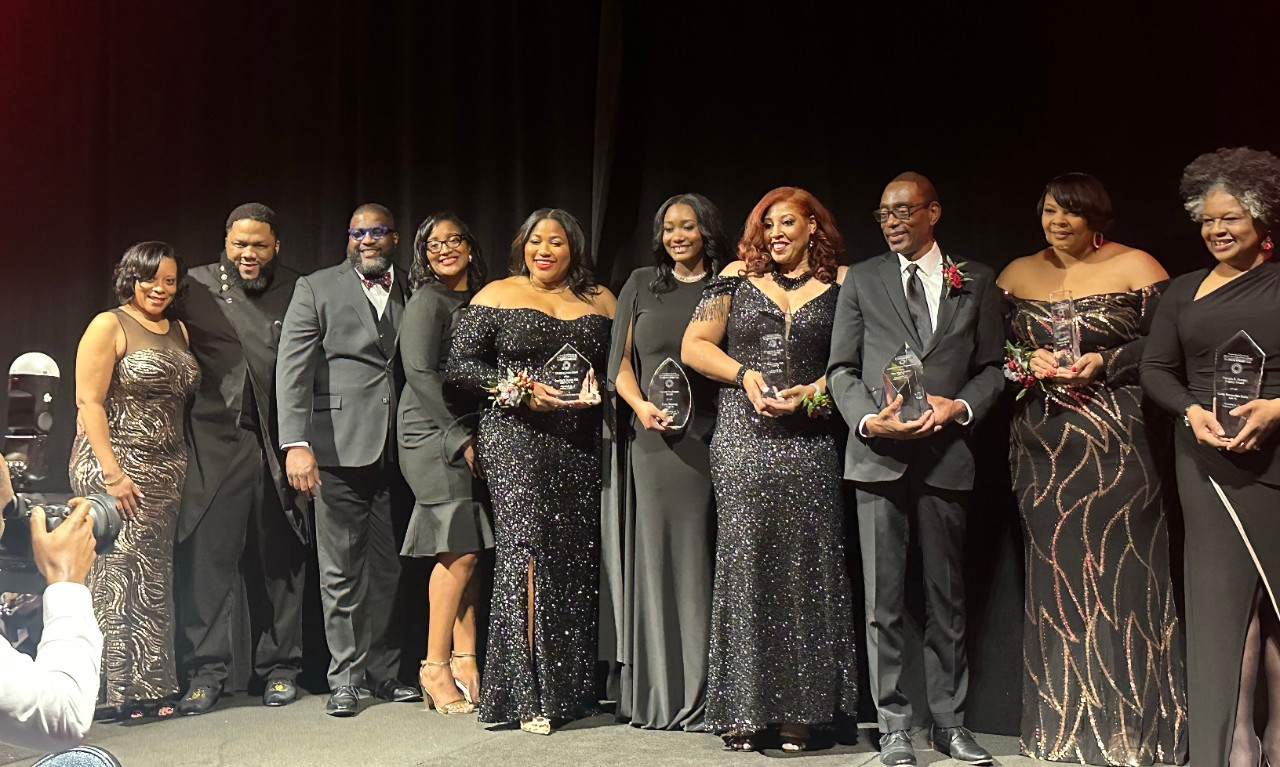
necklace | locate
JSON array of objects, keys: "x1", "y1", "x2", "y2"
[
  {"x1": 528, "y1": 277, "x2": 570, "y2": 294},
  {"x1": 673, "y1": 270, "x2": 708, "y2": 283},
  {"x1": 772, "y1": 270, "x2": 814, "y2": 291}
]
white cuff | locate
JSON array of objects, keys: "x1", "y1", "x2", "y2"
[{"x1": 956, "y1": 399, "x2": 973, "y2": 426}]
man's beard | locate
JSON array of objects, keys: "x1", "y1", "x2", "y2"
[
  {"x1": 226, "y1": 255, "x2": 277, "y2": 294},
  {"x1": 346, "y1": 246, "x2": 392, "y2": 278}
]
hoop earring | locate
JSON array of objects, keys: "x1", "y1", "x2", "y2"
[{"x1": 1092, "y1": 232, "x2": 1105, "y2": 250}]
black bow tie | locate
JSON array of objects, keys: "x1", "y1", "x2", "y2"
[{"x1": 360, "y1": 272, "x2": 392, "y2": 290}]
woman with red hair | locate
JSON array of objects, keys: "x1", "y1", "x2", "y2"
[{"x1": 681, "y1": 187, "x2": 858, "y2": 752}]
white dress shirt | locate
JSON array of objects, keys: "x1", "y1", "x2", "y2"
[
  {"x1": 0, "y1": 582, "x2": 102, "y2": 752},
  {"x1": 360, "y1": 265, "x2": 394, "y2": 319}
]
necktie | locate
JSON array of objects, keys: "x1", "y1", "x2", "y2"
[
  {"x1": 905, "y1": 263, "x2": 933, "y2": 348},
  {"x1": 361, "y1": 272, "x2": 392, "y2": 290}
]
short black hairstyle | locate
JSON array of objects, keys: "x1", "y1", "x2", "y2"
[
  {"x1": 648, "y1": 193, "x2": 730, "y2": 294},
  {"x1": 1181, "y1": 147, "x2": 1280, "y2": 229},
  {"x1": 225, "y1": 202, "x2": 278, "y2": 235},
  {"x1": 508, "y1": 208, "x2": 598, "y2": 301},
  {"x1": 1038, "y1": 173, "x2": 1114, "y2": 234},
  {"x1": 112, "y1": 241, "x2": 186, "y2": 305},
  {"x1": 409, "y1": 211, "x2": 488, "y2": 293},
  {"x1": 352, "y1": 202, "x2": 396, "y2": 230}
]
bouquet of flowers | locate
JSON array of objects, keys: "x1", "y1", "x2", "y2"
[
  {"x1": 1003, "y1": 341, "x2": 1043, "y2": 400},
  {"x1": 488, "y1": 368, "x2": 536, "y2": 409},
  {"x1": 799, "y1": 389, "x2": 833, "y2": 418}
]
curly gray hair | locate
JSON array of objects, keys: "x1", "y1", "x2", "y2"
[{"x1": 1180, "y1": 146, "x2": 1280, "y2": 229}]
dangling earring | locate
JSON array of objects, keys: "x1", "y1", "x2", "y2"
[
  {"x1": 807, "y1": 238, "x2": 815, "y2": 253},
  {"x1": 1092, "y1": 232, "x2": 1105, "y2": 250},
  {"x1": 1263, "y1": 235, "x2": 1274, "y2": 253}
]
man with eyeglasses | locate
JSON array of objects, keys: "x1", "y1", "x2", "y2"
[
  {"x1": 277, "y1": 202, "x2": 420, "y2": 717},
  {"x1": 170, "y1": 203, "x2": 309, "y2": 716},
  {"x1": 827, "y1": 173, "x2": 1003, "y2": 765}
]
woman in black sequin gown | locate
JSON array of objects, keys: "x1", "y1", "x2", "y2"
[
  {"x1": 998, "y1": 174, "x2": 1185, "y2": 765},
  {"x1": 682, "y1": 187, "x2": 856, "y2": 753},
  {"x1": 70, "y1": 243, "x2": 200, "y2": 720},
  {"x1": 446, "y1": 209, "x2": 614, "y2": 735}
]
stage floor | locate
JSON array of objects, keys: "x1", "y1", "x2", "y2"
[{"x1": 0, "y1": 691, "x2": 1072, "y2": 767}]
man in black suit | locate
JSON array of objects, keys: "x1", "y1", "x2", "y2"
[
  {"x1": 276, "y1": 203, "x2": 418, "y2": 717},
  {"x1": 173, "y1": 203, "x2": 309, "y2": 715},
  {"x1": 827, "y1": 173, "x2": 1003, "y2": 766}
]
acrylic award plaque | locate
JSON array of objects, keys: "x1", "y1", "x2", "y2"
[
  {"x1": 1214, "y1": 330, "x2": 1265, "y2": 439},
  {"x1": 541, "y1": 343, "x2": 595, "y2": 402},
  {"x1": 1048, "y1": 289, "x2": 1081, "y2": 367},
  {"x1": 882, "y1": 342, "x2": 932, "y2": 422},
  {"x1": 646, "y1": 357, "x2": 692, "y2": 431},
  {"x1": 758, "y1": 311, "x2": 791, "y2": 399}
]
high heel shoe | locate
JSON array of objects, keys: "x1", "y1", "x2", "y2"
[
  {"x1": 519, "y1": 715, "x2": 552, "y2": 735},
  {"x1": 720, "y1": 729, "x2": 758, "y2": 752},
  {"x1": 419, "y1": 660, "x2": 474, "y2": 715},
  {"x1": 778, "y1": 723, "x2": 809, "y2": 752},
  {"x1": 450, "y1": 651, "x2": 481, "y2": 705}
]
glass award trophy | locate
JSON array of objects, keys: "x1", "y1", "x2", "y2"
[
  {"x1": 646, "y1": 357, "x2": 693, "y2": 431},
  {"x1": 1048, "y1": 289, "x2": 1081, "y2": 366},
  {"x1": 758, "y1": 311, "x2": 791, "y2": 399},
  {"x1": 541, "y1": 343, "x2": 596, "y2": 402},
  {"x1": 1215, "y1": 330, "x2": 1265, "y2": 439},
  {"x1": 882, "y1": 342, "x2": 932, "y2": 421}
]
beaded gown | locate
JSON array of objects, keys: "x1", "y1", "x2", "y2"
[
  {"x1": 69, "y1": 308, "x2": 199, "y2": 709},
  {"x1": 1007, "y1": 287, "x2": 1187, "y2": 765},
  {"x1": 697, "y1": 276, "x2": 857, "y2": 733},
  {"x1": 446, "y1": 305, "x2": 611, "y2": 723}
]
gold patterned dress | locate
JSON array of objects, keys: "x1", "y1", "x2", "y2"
[
  {"x1": 69, "y1": 308, "x2": 199, "y2": 709},
  {"x1": 1007, "y1": 287, "x2": 1186, "y2": 765}
]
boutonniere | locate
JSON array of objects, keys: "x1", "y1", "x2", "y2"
[{"x1": 941, "y1": 259, "x2": 972, "y2": 297}]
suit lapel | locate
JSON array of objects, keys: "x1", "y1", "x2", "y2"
[
  {"x1": 877, "y1": 254, "x2": 921, "y2": 348},
  {"x1": 923, "y1": 251, "x2": 961, "y2": 357},
  {"x1": 339, "y1": 263, "x2": 385, "y2": 358}
]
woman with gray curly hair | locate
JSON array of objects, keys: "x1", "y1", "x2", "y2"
[{"x1": 1142, "y1": 146, "x2": 1280, "y2": 767}]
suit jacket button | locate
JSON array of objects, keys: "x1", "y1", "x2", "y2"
[
  {"x1": 221, "y1": 284, "x2": 229, "y2": 291},
  {"x1": 381, "y1": 397, "x2": 389, "y2": 404}
]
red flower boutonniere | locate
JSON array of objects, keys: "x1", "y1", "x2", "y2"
[{"x1": 942, "y1": 260, "x2": 972, "y2": 296}]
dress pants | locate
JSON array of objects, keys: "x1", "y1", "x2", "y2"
[
  {"x1": 177, "y1": 433, "x2": 306, "y2": 688},
  {"x1": 856, "y1": 475, "x2": 969, "y2": 732},
  {"x1": 315, "y1": 458, "x2": 402, "y2": 690}
]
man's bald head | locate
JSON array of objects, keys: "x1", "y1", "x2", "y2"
[{"x1": 888, "y1": 172, "x2": 938, "y2": 205}]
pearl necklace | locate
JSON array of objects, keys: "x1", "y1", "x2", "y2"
[{"x1": 673, "y1": 270, "x2": 708, "y2": 283}]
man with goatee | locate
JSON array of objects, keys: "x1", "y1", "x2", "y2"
[
  {"x1": 172, "y1": 203, "x2": 309, "y2": 715},
  {"x1": 276, "y1": 202, "x2": 419, "y2": 716}
]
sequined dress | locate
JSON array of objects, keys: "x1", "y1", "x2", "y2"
[
  {"x1": 69, "y1": 308, "x2": 199, "y2": 709},
  {"x1": 698, "y1": 277, "x2": 857, "y2": 732},
  {"x1": 446, "y1": 305, "x2": 611, "y2": 723},
  {"x1": 1007, "y1": 287, "x2": 1186, "y2": 765}
]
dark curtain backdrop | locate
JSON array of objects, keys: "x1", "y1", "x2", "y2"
[{"x1": 2, "y1": 0, "x2": 1276, "y2": 734}]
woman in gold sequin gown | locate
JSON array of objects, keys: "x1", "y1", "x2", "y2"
[
  {"x1": 70, "y1": 242, "x2": 199, "y2": 719},
  {"x1": 998, "y1": 175, "x2": 1186, "y2": 765}
]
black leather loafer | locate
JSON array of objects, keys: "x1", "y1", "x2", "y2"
[
  {"x1": 931, "y1": 725, "x2": 993, "y2": 765},
  {"x1": 262, "y1": 677, "x2": 298, "y2": 707},
  {"x1": 176, "y1": 683, "x2": 220, "y2": 716},
  {"x1": 325, "y1": 686, "x2": 360, "y2": 717},
  {"x1": 878, "y1": 730, "x2": 917, "y2": 766},
  {"x1": 373, "y1": 679, "x2": 422, "y2": 703}
]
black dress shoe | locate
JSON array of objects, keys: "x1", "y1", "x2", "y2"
[
  {"x1": 325, "y1": 686, "x2": 360, "y2": 717},
  {"x1": 878, "y1": 730, "x2": 917, "y2": 766},
  {"x1": 176, "y1": 683, "x2": 220, "y2": 716},
  {"x1": 931, "y1": 725, "x2": 993, "y2": 765},
  {"x1": 373, "y1": 679, "x2": 423, "y2": 703},
  {"x1": 262, "y1": 677, "x2": 298, "y2": 707}
]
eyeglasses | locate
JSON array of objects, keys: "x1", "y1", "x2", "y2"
[
  {"x1": 871, "y1": 203, "x2": 929, "y2": 224},
  {"x1": 425, "y1": 234, "x2": 465, "y2": 253},
  {"x1": 348, "y1": 226, "x2": 394, "y2": 241}
]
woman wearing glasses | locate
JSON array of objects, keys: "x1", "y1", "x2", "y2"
[
  {"x1": 1142, "y1": 147, "x2": 1280, "y2": 767},
  {"x1": 398, "y1": 213, "x2": 492, "y2": 715},
  {"x1": 997, "y1": 173, "x2": 1186, "y2": 764},
  {"x1": 70, "y1": 242, "x2": 200, "y2": 720},
  {"x1": 447, "y1": 209, "x2": 614, "y2": 735},
  {"x1": 604, "y1": 193, "x2": 728, "y2": 731}
]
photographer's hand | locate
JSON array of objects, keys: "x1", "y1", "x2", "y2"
[{"x1": 30, "y1": 499, "x2": 96, "y2": 585}]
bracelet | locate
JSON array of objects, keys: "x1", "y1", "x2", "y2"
[
  {"x1": 734, "y1": 365, "x2": 748, "y2": 388},
  {"x1": 104, "y1": 473, "x2": 127, "y2": 487}
]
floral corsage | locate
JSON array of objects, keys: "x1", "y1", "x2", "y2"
[
  {"x1": 942, "y1": 259, "x2": 972, "y2": 296},
  {"x1": 488, "y1": 369, "x2": 536, "y2": 409},
  {"x1": 799, "y1": 389, "x2": 833, "y2": 418},
  {"x1": 1003, "y1": 341, "x2": 1044, "y2": 400}
]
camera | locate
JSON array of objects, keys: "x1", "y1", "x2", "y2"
[{"x1": 0, "y1": 493, "x2": 121, "y2": 591}]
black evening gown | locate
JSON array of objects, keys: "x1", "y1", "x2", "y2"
[
  {"x1": 1007, "y1": 286, "x2": 1187, "y2": 765},
  {"x1": 70, "y1": 309, "x2": 200, "y2": 709},
  {"x1": 698, "y1": 276, "x2": 857, "y2": 733},
  {"x1": 604, "y1": 267, "x2": 716, "y2": 731},
  {"x1": 447, "y1": 305, "x2": 611, "y2": 723}
]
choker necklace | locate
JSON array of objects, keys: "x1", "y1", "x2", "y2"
[
  {"x1": 673, "y1": 270, "x2": 707, "y2": 283},
  {"x1": 529, "y1": 278, "x2": 570, "y2": 294},
  {"x1": 773, "y1": 270, "x2": 814, "y2": 291}
]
